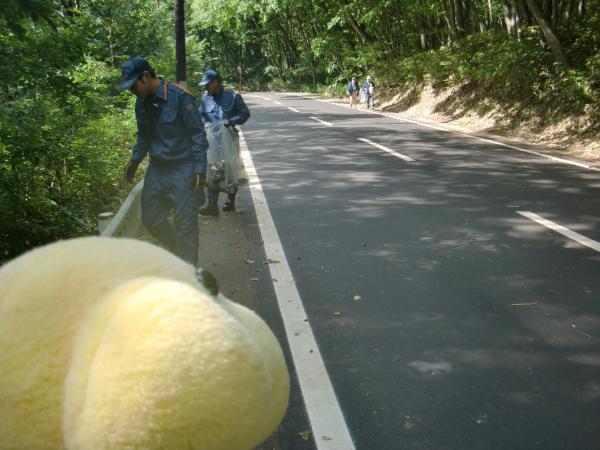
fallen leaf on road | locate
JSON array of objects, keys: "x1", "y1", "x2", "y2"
[
  {"x1": 575, "y1": 330, "x2": 593, "y2": 340},
  {"x1": 332, "y1": 311, "x2": 341, "y2": 317},
  {"x1": 322, "y1": 435, "x2": 332, "y2": 441},
  {"x1": 353, "y1": 294, "x2": 362, "y2": 301},
  {"x1": 244, "y1": 259, "x2": 255, "y2": 264},
  {"x1": 250, "y1": 277, "x2": 259, "y2": 282},
  {"x1": 298, "y1": 431, "x2": 311, "y2": 440},
  {"x1": 264, "y1": 258, "x2": 280, "y2": 264}
]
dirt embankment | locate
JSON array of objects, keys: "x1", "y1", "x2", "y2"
[{"x1": 376, "y1": 83, "x2": 600, "y2": 164}]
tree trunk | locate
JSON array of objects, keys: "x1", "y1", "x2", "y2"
[
  {"x1": 421, "y1": 31, "x2": 428, "y2": 48},
  {"x1": 564, "y1": 0, "x2": 574, "y2": 20},
  {"x1": 511, "y1": 0, "x2": 522, "y2": 39},
  {"x1": 453, "y1": 0, "x2": 463, "y2": 33},
  {"x1": 524, "y1": 0, "x2": 570, "y2": 66},
  {"x1": 343, "y1": 10, "x2": 370, "y2": 44},
  {"x1": 442, "y1": 0, "x2": 459, "y2": 41},
  {"x1": 175, "y1": 0, "x2": 186, "y2": 84},
  {"x1": 106, "y1": 10, "x2": 114, "y2": 62},
  {"x1": 551, "y1": 0, "x2": 558, "y2": 29},
  {"x1": 294, "y1": 14, "x2": 317, "y2": 87},
  {"x1": 520, "y1": 0, "x2": 533, "y2": 25},
  {"x1": 501, "y1": 0, "x2": 515, "y2": 34},
  {"x1": 542, "y1": 0, "x2": 551, "y2": 20}
]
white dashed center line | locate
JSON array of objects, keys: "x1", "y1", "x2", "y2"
[
  {"x1": 309, "y1": 116, "x2": 333, "y2": 127},
  {"x1": 308, "y1": 96, "x2": 600, "y2": 172},
  {"x1": 358, "y1": 138, "x2": 415, "y2": 162},
  {"x1": 517, "y1": 211, "x2": 600, "y2": 253},
  {"x1": 288, "y1": 107, "x2": 300, "y2": 113}
]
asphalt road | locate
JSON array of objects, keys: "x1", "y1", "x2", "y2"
[{"x1": 238, "y1": 93, "x2": 600, "y2": 450}]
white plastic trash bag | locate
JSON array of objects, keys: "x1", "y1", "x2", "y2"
[
  {"x1": 359, "y1": 88, "x2": 367, "y2": 103},
  {"x1": 205, "y1": 122, "x2": 248, "y2": 193}
]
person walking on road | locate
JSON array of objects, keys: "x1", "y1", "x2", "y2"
[
  {"x1": 120, "y1": 56, "x2": 208, "y2": 267},
  {"x1": 347, "y1": 76, "x2": 360, "y2": 108},
  {"x1": 363, "y1": 75, "x2": 375, "y2": 110},
  {"x1": 198, "y1": 69, "x2": 250, "y2": 216}
]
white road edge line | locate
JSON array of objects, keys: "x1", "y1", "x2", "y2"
[
  {"x1": 308, "y1": 97, "x2": 600, "y2": 173},
  {"x1": 288, "y1": 107, "x2": 301, "y2": 113},
  {"x1": 358, "y1": 137, "x2": 415, "y2": 162},
  {"x1": 310, "y1": 116, "x2": 333, "y2": 127},
  {"x1": 239, "y1": 130, "x2": 356, "y2": 450},
  {"x1": 517, "y1": 211, "x2": 600, "y2": 253}
]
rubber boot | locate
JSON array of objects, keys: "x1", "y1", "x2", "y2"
[
  {"x1": 222, "y1": 193, "x2": 236, "y2": 212},
  {"x1": 199, "y1": 197, "x2": 219, "y2": 216}
]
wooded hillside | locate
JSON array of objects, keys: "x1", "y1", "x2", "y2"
[{"x1": 192, "y1": 0, "x2": 599, "y2": 94}]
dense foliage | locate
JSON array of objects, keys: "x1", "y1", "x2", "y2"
[
  {"x1": 190, "y1": 0, "x2": 600, "y2": 111},
  {"x1": 0, "y1": 0, "x2": 188, "y2": 262}
]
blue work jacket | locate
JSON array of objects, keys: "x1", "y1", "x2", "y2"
[
  {"x1": 131, "y1": 79, "x2": 208, "y2": 175},
  {"x1": 363, "y1": 81, "x2": 375, "y2": 95},
  {"x1": 199, "y1": 86, "x2": 250, "y2": 126}
]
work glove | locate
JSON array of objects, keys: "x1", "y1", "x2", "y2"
[
  {"x1": 124, "y1": 160, "x2": 140, "y2": 183},
  {"x1": 194, "y1": 173, "x2": 206, "y2": 190}
]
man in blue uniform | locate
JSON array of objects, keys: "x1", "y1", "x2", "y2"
[
  {"x1": 198, "y1": 69, "x2": 250, "y2": 216},
  {"x1": 347, "y1": 76, "x2": 360, "y2": 107},
  {"x1": 363, "y1": 75, "x2": 375, "y2": 110},
  {"x1": 119, "y1": 56, "x2": 208, "y2": 266}
]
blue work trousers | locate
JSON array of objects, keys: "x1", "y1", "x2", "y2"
[{"x1": 141, "y1": 161, "x2": 203, "y2": 266}]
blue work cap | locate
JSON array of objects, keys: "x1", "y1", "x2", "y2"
[
  {"x1": 199, "y1": 69, "x2": 221, "y2": 87},
  {"x1": 119, "y1": 57, "x2": 151, "y2": 92}
]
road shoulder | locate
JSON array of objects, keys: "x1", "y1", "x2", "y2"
[{"x1": 197, "y1": 188, "x2": 316, "y2": 450}]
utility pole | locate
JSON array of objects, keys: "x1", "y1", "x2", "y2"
[{"x1": 175, "y1": 0, "x2": 186, "y2": 85}]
